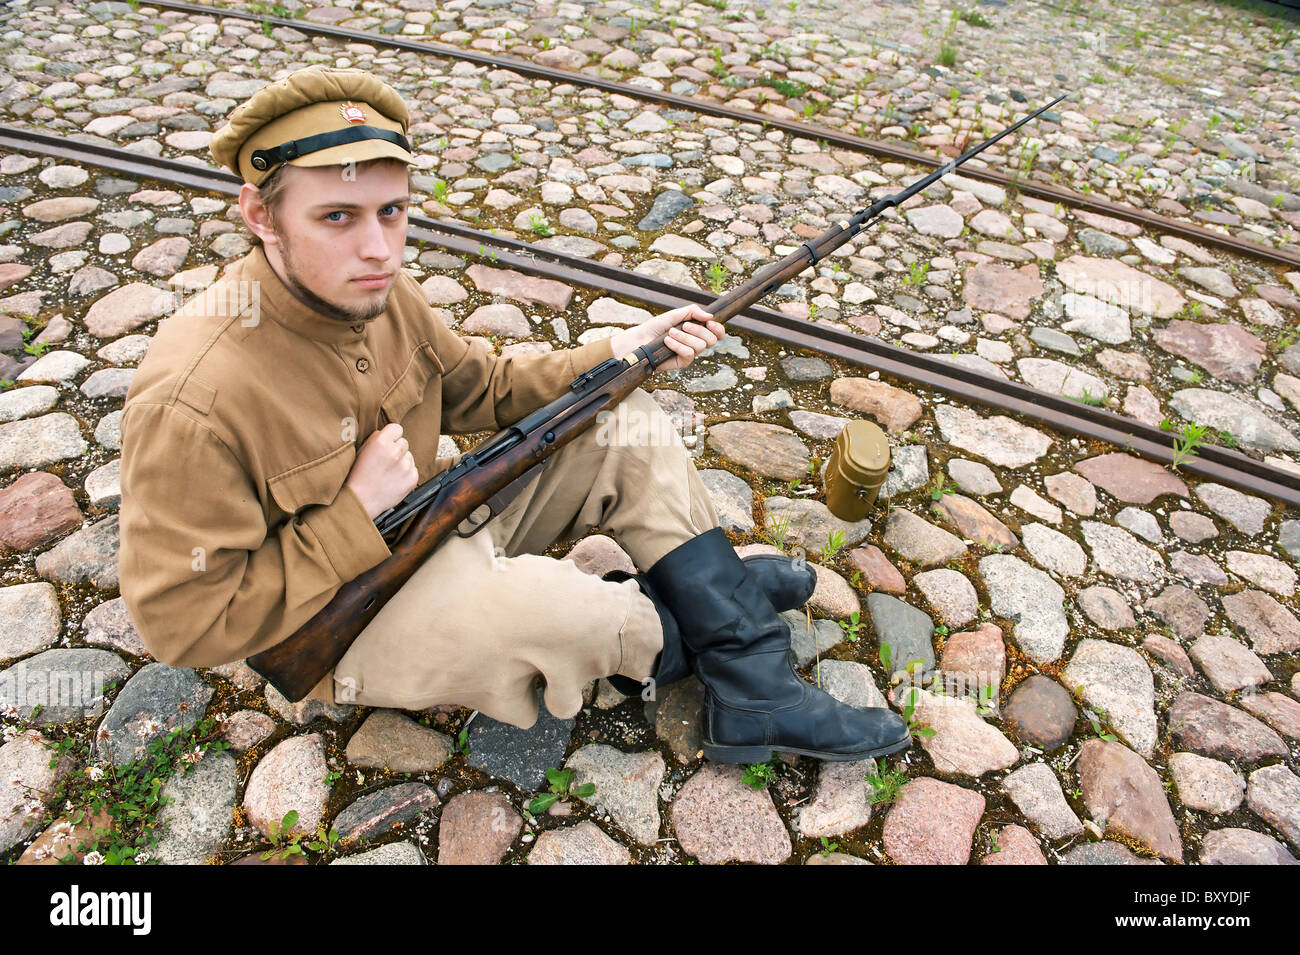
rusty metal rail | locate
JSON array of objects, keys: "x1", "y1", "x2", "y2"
[
  {"x1": 2, "y1": 123, "x2": 1298, "y2": 508},
  {"x1": 86, "y1": 0, "x2": 1300, "y2": 270}
]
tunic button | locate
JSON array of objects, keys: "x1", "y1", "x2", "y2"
[
  {"x1": 356, "y1": 357, "x2": 370, "y2": 373},
  {"x1": 351, "y1": 324, "x2": 365, "y2": 333}
]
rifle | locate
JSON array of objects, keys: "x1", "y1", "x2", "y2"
[{"x1": 249, "y1": 93, "x2": 1067, "y2": 701}]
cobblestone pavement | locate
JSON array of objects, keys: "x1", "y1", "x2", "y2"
[{"x1": 0, "y1": 0, "x2": 1298, "y2": 865}]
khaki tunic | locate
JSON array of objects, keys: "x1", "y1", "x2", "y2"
[{"x1": 118, "y1": 245, "x2": 615, "y2": 693}]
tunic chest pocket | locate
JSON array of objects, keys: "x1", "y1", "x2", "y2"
[
  {"x1": 267, "y1": 443, "x2": 357, "y2": 518},
  {"x1": 379, "y1": 341, "x2": 443, "y2": 429}
]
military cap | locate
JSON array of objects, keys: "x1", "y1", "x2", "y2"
[{"x1": 210, "y1": 66, "x2": 414, "y2": 187}]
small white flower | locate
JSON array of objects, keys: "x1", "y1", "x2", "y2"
[
  {"x1": 86, "y1": 766, "x2": 104, "y2": 782},
  {"x1": 82, "y1": 851, "x2": 104, "y2": 865},
  {"x1": 134, "y1": 850, "x2": 151, "y2": 864},
  {"x1": 32, "y1": 846, "x2": 51, "y2": 861},
  {"x1": 2, "y1": 726, "x2": 19, "y2": 744},
  {"x1": 51, "y1": 821, "x2": 74, "y2": 839},
  {"x1": 0, "y1": 703, "x2": 18, "y2": 719}
]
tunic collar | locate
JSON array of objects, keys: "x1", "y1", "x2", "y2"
[{"x1": 243, "y1": 244, "x2": 377, "y2": 345}]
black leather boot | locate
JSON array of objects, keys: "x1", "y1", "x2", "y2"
[
  {"x1": 739, "y1": 553, "x2": 817, "y2": 612},
  {"x1": 644, "y1": 527, "x2": 912, "y2": 763},
  {"x1": 600, "y1": 552, "x2": 815, "y2": 698},
  {"x1": 601, "y1": 569, "x2": 691, "y2": 698}
]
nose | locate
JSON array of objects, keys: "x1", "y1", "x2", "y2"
[{"x1": 357, "y1": 211, "x2": 392, "y2": 264}]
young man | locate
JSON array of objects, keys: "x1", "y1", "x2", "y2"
[{"x1": 118, "y1": 67, "x2": 910, "y2": 763}]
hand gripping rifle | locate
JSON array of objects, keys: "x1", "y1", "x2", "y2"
[{"x1": 249, "y1": 93, "x2": 1067, "y2": 701}]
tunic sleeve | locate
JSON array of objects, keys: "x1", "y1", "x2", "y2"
[
  {"x1": 117, "y1": 401, "x2": 391, "y2": 668},
  {"x1": 429, "y1": 305, "x2": 617, "y2": 435}
]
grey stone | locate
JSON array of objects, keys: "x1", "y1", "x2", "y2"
[
  {"x1": 1115, "y1": 507, "x2": 1161, "y2": 544},
  {"x1": 883, "y1": 507, "x2": 966, "y2": 566},
  {"x1": 881, "y1": 444, "x2": 930, "y2": 498},
  {"x1": 334, "y1": 782, "x2": 439, "y2": 846},
  {"x1": 698, "y1": 469, "x2": 753, "y2": 534},
  {"x1": 1062, "y1": 639, "x2": 1157, "y2": 758},
  {"x1": 331, "y1": 842, "x2": 426, "y2": 865},
  {"x1": 934, "y1": 404, "x2": 1052, "y2": 468},
  {"x1": 979, "y1": 555, "x2": 1068, "y2": 663},
  {"x1": 779, "y1": 355, "x2": 832, "y2": 381},
  {"x1": 96, "y1": 663, "x2": 212, "y2": 767},
  {"x1": 1246, "y1": 764, "x2": 1300, "y2": 850},
  {"x1": 1028, "y1": 327, "x2": 1080, "y2": 356},
  {"x1": 0, "y1": 413, "x2": 88, "y2": 470},
  {"x1": 866, "y1": 593, "x2": 935, "y2": 681},
  {"x1": 764, "y1": 496, "x2": 872, "y2": 550},
  {"x1": 528, "y1": 820, "x2": 631, "y2": 864},
  {"x1": 913, "y1": 569, "x2": 978, "y2": 628},
  {"x1": 796, "y1": 758, "x2": 876, "y2": 838},
  {"x1": 0, "y1": 730, "x2": 77, "y2": 853},
  {"x1": 1169, "y1": 389, "x2": 1299, "y2": 453},
  {"x1": 0, "y1": 648, "x2": 129, "y2": 724},
  {"x1": 1022, "y1": 523, "x2": 1087, "y2": 577},
  {"x1": 948, "y1": 459, "x2": 1001, "y2": 495},
  {"x1": 565, "y1": 744, "x2": 664, "y2": 845},
  {"x1": 1059, "y1": 841, "x2": 1162, "y2": 865},
  {"x1": 1080, "y1": 521, "x2": 1164, "y2": 583},
  {"x1": 467, "y1": 686, "x2": 575, "y2": 790},
  {"x1": 637, "y1": 190, "x2": 695, "y2": 231},
  {"x1": 1194, "y1": 483, "x2": 1270, "y2": 535},
  {"x1": 1168, "y1": 753, "x2": 1244, "y2": 815},
  {"x1": 0, "y1": 582, "x2": 61, "y2": 658},
  {"x1": 783, "y1": 610, "x2": 846, "y2": 667},
  {"x1": 154, "y1": 750, "x2": 237, "y2": 864}
]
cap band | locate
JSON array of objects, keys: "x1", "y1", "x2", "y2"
[{"x1": 249, "y1": 124, "x2": 413, "y2": 172}]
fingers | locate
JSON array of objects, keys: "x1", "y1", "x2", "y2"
[
  {"x1": 664, "y1": 303, "x2": 712, "y2": 322},
  {"x1": 668, "y1": 321, "x2": 720, "y2": 351}
]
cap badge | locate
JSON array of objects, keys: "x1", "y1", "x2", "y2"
[{"x1": 339, "y1": 103, "x2": 367, "y2": 124}]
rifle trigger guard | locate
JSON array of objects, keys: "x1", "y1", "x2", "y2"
[{"x1": 455, "y1": 459, "x2": 548, "y2": 538}]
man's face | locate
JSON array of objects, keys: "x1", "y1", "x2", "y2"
[{"x1": 261, "y1": 160, "x2": 410, "y2": 323}]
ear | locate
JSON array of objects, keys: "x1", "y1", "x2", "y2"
[{"x1": 239, "y1": 181, "x2": 279, "y2": 247}]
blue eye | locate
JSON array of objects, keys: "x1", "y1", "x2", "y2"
[
  {"x1": 381, "y1": 204, "x2": 403, "y2": 217},
  {"x1": 325, "y1": 211, "x2": 347, "y2": 222}
]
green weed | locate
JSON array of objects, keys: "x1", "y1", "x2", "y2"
[
  {"x1": 742, "y1": 761, "x2": 778, "y2": 790},
  {"x1": 820, "y1": 528, "x2": 847, "y2": 561},
  {"x1": 864, "y1": 762, "x2": 906, "y2": 804},
  {"x1": 528, "y1": 767, "x2": 595, "y2": 814}
]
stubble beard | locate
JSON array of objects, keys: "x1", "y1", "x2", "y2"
[{"x1": 275, "y1": 226, "x2": 391, "y2": 324}]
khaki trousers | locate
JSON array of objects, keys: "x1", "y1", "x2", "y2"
[{"x1": 330, "y1": 388, "x2": 719, "y2": 728}]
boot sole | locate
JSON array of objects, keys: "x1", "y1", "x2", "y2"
[{"x1": 703, "y1": 731, "x2": 913, "y2": 764}]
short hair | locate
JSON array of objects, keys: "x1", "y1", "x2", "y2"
[{"x1": 247, "y1": 157, "x2": 411, "y2": 246}]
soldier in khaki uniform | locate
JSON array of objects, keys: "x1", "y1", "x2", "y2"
[{"x1": 118, "y1": 67, "x2": 910, "y2": 764}]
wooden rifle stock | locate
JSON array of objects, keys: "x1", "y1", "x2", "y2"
[{"x1": 247, "y1": 95, "x2": 1066, "y2": 701}]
